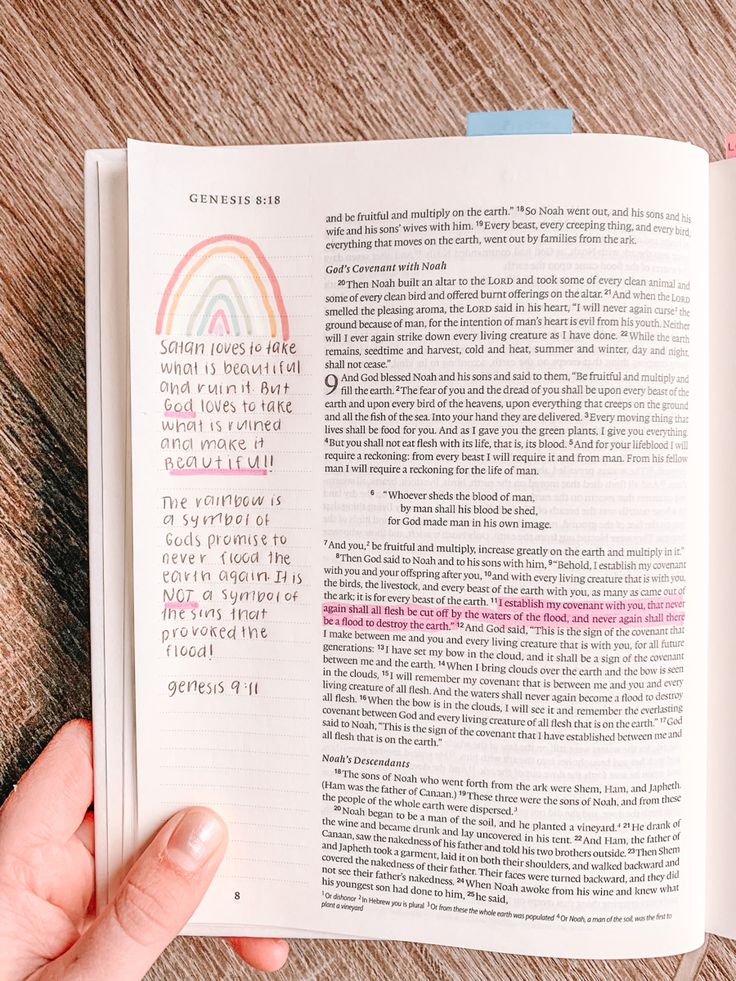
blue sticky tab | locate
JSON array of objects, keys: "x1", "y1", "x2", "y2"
[{"x1": 466, "y1": 108, "x2": 573, "y2": 137}]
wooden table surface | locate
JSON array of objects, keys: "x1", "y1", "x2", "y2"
[{"x1": 1, "y1": 1, "x2": 734, "y2": 977}]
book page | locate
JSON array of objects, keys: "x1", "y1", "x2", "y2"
[
  {"x1": 705, "y1": 159, "x2": 736, "y2": 939},
  {"x1": 127, "y1": 134, "x2": 707, "y2": 957},
  {"x1": 89, "y1": 151, "x2": 351, "y2": 940}
]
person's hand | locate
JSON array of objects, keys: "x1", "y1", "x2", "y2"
[{"x1": 0, "y1": 719, "x2": 289, "y2": 979}]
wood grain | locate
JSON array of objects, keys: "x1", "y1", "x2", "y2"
[{"x1": 1, "y1": 0, "x2": 735, "y2": 977}]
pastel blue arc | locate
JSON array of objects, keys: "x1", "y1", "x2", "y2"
[
  {"x1": 466, "y1": 108, "x2": 573, "y2": 137},
  {"x1": 196, "y1": 293, "x2": 242, "y2": 336}
]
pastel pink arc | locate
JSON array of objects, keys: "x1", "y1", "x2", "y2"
[{"x1": 207, "y1": 308, "x2": 231, "y2": 335}]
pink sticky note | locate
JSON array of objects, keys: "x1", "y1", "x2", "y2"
[{"x1": 726, "y1": 134, "x2": 736, "y2": 158}]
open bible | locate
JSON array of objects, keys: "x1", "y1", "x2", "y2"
[{"x1": 84, "y1": 133, "x2": 736, "y2": 958}]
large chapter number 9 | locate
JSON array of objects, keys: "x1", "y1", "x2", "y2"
[{"x1": 325, "y1": 373, "x2": 340, "y2": 395}]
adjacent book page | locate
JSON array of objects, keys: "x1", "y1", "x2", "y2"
[
  {"x1": 127, "y1": 135, "x2": 707, "y2": 957},
  {"x1": 706, "y1": 158, "x2": 736, "y2": 939},
  {"x1": 86, "y1": 150, "x2": 135, "y2": 907}
]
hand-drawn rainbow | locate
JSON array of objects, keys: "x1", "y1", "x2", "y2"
[{"x1": 155, "y1": 234, "x2": 289, "y2": 339}]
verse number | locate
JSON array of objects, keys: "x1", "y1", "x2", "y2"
[{"x1": 325, "y1": 373, "x2": 340, "y2": 395}]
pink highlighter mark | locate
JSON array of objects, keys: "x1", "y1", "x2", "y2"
[
  {"x1": 169, "y1": 469, "x2": 268, "y2": 476},
  {"x1": 164, "y1": 410, "x2": 197, "y2": 419},
  {"x1": 323, "y1": 595, "x2": 685, "y2": 633},
  {"x1": 165, "y1": 601, "x2": 199, "y2": 610}
]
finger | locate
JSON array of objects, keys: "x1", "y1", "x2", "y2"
[
  {"x1": 47, "y1": 807, "x2": 227, "y2": 981},
  {"x1": 0, "y1": 719, "x2": 93, "y2": 850},
  {"x1": 228, "y1": 936, "x2": 290, "y2": 972}
]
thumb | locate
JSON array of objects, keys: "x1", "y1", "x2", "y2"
[{"x1": 53, "y1": 807, "x2": 227, "y2": 980}]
